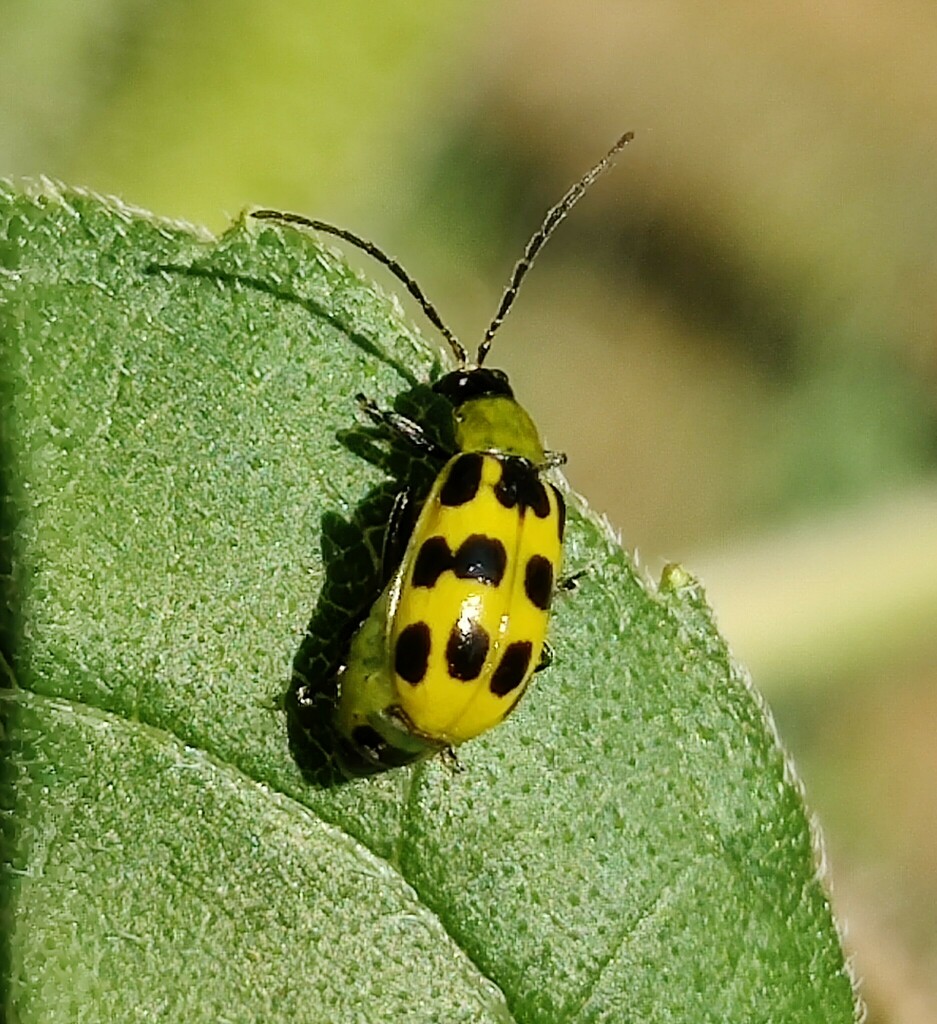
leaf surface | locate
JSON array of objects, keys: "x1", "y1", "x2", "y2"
[{"x1": 0, "y1": 182, "x2": 858, "y2": 1022}]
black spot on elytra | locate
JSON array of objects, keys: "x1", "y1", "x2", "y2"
[
  {"x1": 495, "y1": 458, "x2": 550, "y2": 518},
  {"x1": 412, "y1": 534, "x2": 507, "y2": 588},
  {"x1": 412, "y1": 536, "x2": 451, "y2": 588},
  {"x1": 440, "y1": 453, "x2": 484, "y2": 506},
  {"x1": 454, "y1": 535, "x2": 507, "y2": 586},
  {"x1": 524, "y1": 555, "x2": 554, "y2": 611},
  {"x1": 553, "y1": 486, "x2": 566, "y2": 541},
  {"x1": 395, "y1": 622, "x2": 431, "y2": 684},
  {"x1": 446, "y1": 620, "x2": 490, "y2": 681},
  {"x1": 490, "y1": 641, "x2": 533, "y2": 696}
]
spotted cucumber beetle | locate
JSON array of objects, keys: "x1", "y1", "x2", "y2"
[{"x1": 254, "y1": 131, "x2": 632, "y2": 775}]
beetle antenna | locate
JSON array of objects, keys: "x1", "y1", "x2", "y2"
[
  {"x1": 476, "y1": 130, "x2": 634, "y2": 367},
  {"x1": 251, "y1": 210, "x2": 469, "y2": 366}
]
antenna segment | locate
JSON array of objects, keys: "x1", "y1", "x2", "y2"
[
  {"x1": 476, "y1": 130, "x2": 634, "y2": 366},
  {"x1": 252, "y1": 130, "x2": 633, "y2": 369},
  {"x1": 251, "y1": 210, "x2": 469, "y2": 365}
]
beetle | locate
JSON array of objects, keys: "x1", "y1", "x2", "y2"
[{"x1": 253, "y1": 131, "x2": 632, "y2": 775}]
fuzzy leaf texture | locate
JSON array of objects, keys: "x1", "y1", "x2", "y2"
[{"x1": 0, "y1": 182, "x2": 859, "y2": 1023}]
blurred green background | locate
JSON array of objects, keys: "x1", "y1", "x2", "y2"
[{"x1": 3, "y1": 2, "x2": 936, "y2": 1019}]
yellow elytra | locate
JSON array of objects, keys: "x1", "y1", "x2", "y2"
[
  {"x1": 253, "y1": 131, "x2": 632, "y2": 775},
  {"x1": 392, "y1": 453, "x2": 564, "y2": 742},
  {"x1": 333, "y1": 425, "x2": 566, "y2": 773}
]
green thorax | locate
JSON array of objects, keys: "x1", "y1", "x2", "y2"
[{"x1": 453, "y1": 395, "x2": 545, "y2": 462}]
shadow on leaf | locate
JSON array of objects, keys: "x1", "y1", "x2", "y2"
[
  {"x1": 287, "y1": 384, "x2": 452, "y2": 786},
  {"x1": 143, "y1": 259, "x2": 423, "y2": 387},
  {"x1": 144, "y1": 256, "x2": 455, "y2": 786}
]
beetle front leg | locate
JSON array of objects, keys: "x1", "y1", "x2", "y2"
[{"x1": 356, "y1": 394, "x2": 450, "y2": 461}]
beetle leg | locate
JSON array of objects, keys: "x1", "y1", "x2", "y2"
[
  {"x1": 557, "y1": 569, "x2": 587, "y2": 592},
  {"x1": 381, "y1": 489, "x2": 420, "y2": 583},
  {"x1": 440, "y1": 746, "x2": 467, "y2": 773},
  {"x1": 356, "y1": 394, "x2": 449, "y2": 461},
  {"x1": 535, "y1": 642, "x2": 554, "y2": 673},
  {"x1": 541, "y1": 449, "x2": 567, "y2": 469}
]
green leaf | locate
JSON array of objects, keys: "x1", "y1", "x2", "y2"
[{"x1": 0, "y1": 181, "x2": 858, "y2": 1022}]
